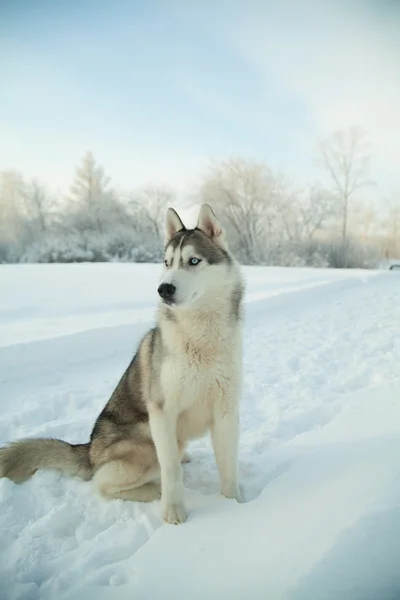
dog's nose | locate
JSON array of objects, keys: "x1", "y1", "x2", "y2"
[{"x1": 158, "y1": 283, "x2": 176, "y2": 301}]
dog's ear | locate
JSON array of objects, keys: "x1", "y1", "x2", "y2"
[
  {"x1": 165, "y1": 207, "x2": 185, "y2": 243},
  {"x1": 196, "y1": 204, "x2": 225, "y2": 244}
]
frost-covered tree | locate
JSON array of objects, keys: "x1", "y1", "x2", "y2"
[
  {"x1": 70, "y1": 151, "x2": 110, "y2": 203},
  {"x1": 0, "y1": 170, "x2": 25, "y2": 244},
  {"x1": 382, "y1": 193, "x2": 400, "y2": 258},
  {"x1": 200, "y1": 158, "x2": 281, "y2": 263},
  {"x1": 68, "y1": 152, "x2": 118, "y2": 234},
  {"x1": 317, "y1": 127, "x2": 372, "y2": 241},
  {"x1": 293, "y1": 185, "x2": 336, "y2": 240},
  {"x1": 21, "y1": 179, "x2": 56, "y2": 235}
]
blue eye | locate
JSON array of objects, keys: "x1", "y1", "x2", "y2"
[{"x1": 189, "y1": 257, "x2": 200, "y2": 266}]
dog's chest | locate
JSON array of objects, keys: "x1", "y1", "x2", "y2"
[
  {"x1": 162, "y1": 340, "x2": 237, "y2": 409},
  {"x1": 174, "y1": 364, "x2": 232, "y2": 441},
  {"x1": 160, "y1": 329, "x2": 240, "y2": 440},
  {"x1": 182, "y1": 338, "x2": 217, "y2": 370}
]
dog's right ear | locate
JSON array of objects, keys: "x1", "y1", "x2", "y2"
[{"x1": 165, "y1": 207, "x2": 185, "y2": 243}]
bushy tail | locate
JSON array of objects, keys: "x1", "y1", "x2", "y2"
[{"x1": 0, "y1": 438, "x2": 92, "y2": 483}]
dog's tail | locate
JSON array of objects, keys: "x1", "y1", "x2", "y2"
[{"x1": 0, "y1": 438, "x2": 92, "y2": 483}]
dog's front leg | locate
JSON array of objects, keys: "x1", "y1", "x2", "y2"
[
  {"x1": 211, "y1": 397, "x2": 241, "y2": 502},
  {"x1": 149, "y1": 407, "x2": 186, "y2": 524}
]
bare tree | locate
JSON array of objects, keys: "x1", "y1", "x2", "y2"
[
  {"x1": 130, "y1": 184, "x2": 175, "y2": 240},
  {"x1": 200, "y1": 158, "x2": 280, "y2": 263},
  {"x1": 296, "y1": 185, "x2": 336, "y2": 240},
  {"x1": 317, "y1": 127, "x2": 372, "y2": 241}
]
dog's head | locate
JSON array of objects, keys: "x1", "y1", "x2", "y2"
[{"x1": 158, "y1": 204, "x2": 236, "y2": 309}]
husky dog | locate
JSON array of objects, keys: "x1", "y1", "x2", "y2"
[{"x1": 0, "y1": 204, "x2": 244, "y2": 524}]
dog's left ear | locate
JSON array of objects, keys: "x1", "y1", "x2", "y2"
[
  {"x1": 165, "y1": 207, "x2": 185, "y2": 243},
  {"x1": 196, "y1": 204, "x2": 226, "y2": 245}
]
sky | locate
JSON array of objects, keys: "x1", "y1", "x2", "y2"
[{"x1": 0, "y1": 0, "x2": 399, "y2": 202}]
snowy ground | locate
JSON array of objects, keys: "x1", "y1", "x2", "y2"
[{"x1": 1, "y1": 263, "x2": 400, "y2": 600}]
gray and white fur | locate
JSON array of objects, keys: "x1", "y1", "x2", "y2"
[{"x1": 0, "y1": 204, "x2": 244, "y2": 524}]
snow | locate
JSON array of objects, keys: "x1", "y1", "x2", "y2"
[{"x1": 1, "y1": 263, "x2": 400, "y2": 600}]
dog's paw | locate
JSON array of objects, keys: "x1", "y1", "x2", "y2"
[
  {"x1": 162, "y1": 502, "x2": 187, "y2": 525},
  {"x1": 222, "y1": 485, "x2": 242, "y2": 503}
]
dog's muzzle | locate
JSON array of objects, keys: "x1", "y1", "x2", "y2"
[{"x1": 158, "y1": 283, "x2": 176, "y2": 303}]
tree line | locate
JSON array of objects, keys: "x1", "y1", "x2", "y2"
[{"x1": 0, "y1": 127, "x2": 398, "y2": 267}]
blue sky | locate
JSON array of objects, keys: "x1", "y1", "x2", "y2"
[{"x1": 1, "y1": 0, "x2": 399, "y2": 198}]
